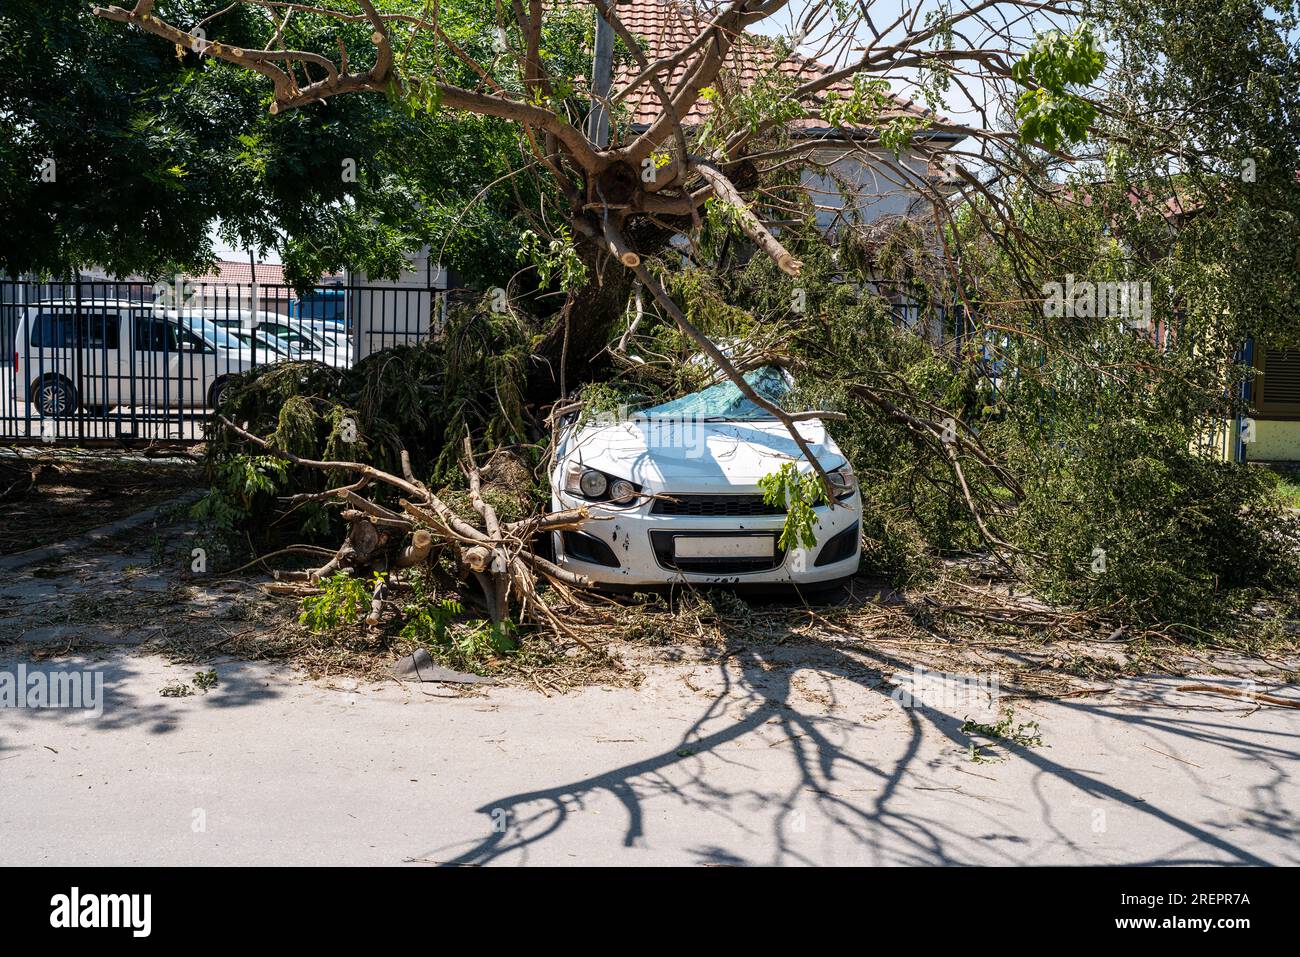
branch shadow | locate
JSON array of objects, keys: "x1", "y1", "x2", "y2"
[{"x1": 415, "y1": 628, "x2": 1294, "y2": 866}]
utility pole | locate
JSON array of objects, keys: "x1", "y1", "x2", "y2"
[{"x1": 588, "y1": 7, "x2": 614, "y2": 148}]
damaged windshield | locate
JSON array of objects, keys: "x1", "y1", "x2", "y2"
[{"x1": 635, "y1": 365, "x2": 794, "y2": 421}]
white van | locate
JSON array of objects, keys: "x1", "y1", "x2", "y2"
[{"x1": 11, "y1": 299, "x2": 258, "y2": 417}]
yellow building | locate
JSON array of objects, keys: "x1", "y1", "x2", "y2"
[{"x1": 1247, "y1": 346, "x2": 1300, "y2": 463}]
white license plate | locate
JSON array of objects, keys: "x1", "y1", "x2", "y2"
[{"x1": 673, "y1": 536, "x2": 774, "y2": 559}]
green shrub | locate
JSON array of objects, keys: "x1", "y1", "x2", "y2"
[
  {"x1": 300, "y1": 572, "x2": 375, "y2": 632},
  {"x1": 1013, "y1": 423, "x2": 1300, "y2": 628}
]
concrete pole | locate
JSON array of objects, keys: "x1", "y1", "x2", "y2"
[{"x1": 588, "y1": 9, "x2": 614, "y2": 148}]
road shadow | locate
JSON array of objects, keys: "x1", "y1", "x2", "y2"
[
  {"x1": 415, "y1": 625, "x2": 1294, "y2": 866},
  {"x1": 0, "y1": 651, "x2": 281, "y2": 737}
]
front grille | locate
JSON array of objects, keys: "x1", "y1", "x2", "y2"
[
  {"x1": 651, "y1": 494, "x2": 784, "y2": 516},
  {"x1": 649, "y1": 531, "x2": 785, "y2": 574}
]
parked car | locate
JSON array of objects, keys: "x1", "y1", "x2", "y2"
[
  {"x1": 210, "y1": 324, "x2": 294, "y2": 360},
  {"x1": 201, "y1": 312, "x2": 348, "y2": 369},
  {"x1": 207, "y1": 313, "x2": 351, "y2": 368},
  {"x1": 287, "y1": 317, "x2": 352, "y2": 362},
  {"x1": 549, "y1": 365, "x2": 861, "y2": 588},
  {"x1": 11, "y1": 299, "x2": 257, "y2": 417},
  {"x1": 262, "y1": 318, "x2": 351, "y2": 368}
]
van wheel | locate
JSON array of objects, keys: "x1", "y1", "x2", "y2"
[
  {"x1": 208, "y1": 377, "x2": 230, "y2": 411},
  {"x1": 32, "y1": 376, "x2": 78, "y2": 418}
]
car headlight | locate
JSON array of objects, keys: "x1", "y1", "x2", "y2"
[
  {"x1": 579, "y1": 468, "x2": 608, "y2": 498},
  {"x1": 609, "y1": 479, "x2": 637, "y2": 504},
  {"x1": 826, "y1": 466, "x2": 857, "y2": 501},
  {"x1": 563, "y1": 463, "x2": 641, "y2": 505}
]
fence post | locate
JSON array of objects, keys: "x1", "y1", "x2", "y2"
[{"x1": 1236, "y1": 338, "x2": 1255, "y2": 465}]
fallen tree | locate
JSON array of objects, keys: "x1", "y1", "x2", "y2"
[
  {"x1": 95, "y1": 1, "x2": 1299, "y2": 653},
  {"x1": 218, "y1": 414, "x2": 602, "y2": 641}
]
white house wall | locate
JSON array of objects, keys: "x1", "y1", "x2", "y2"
[
  {"x1": 347, "y1": 247, "x2": 447, "y2": 361},
  {"x1": 799, "y1": 145, "x2": 935, "y2": 230}
]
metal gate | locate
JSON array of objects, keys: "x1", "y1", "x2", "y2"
[{"x1": 0, "y1": 278, "x2": 443, "y2": 444}]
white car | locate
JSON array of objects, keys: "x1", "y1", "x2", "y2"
[
  {"x1": 258, "y1": 317, "x2": 352, "y2": 368},
  {"x1": 205, "y1": 312, "x2": 351, "y2": 369},
  {"x1": 11, "y1": 299, "x2": 258, "y2": 416},
  {"x1": 212, "y1": 324, "x2": 295, "y2": 360},
  {"x1": 550, "y1": 366, "x2": 861, "y2": 588}
]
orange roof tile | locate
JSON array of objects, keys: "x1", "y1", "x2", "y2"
[
  {"x1": 188, "y1": 260, "x2": 288, "y2": 285},
  {"x1": 608, "y1": 0, "x2": 941, "y2": 136},
  {"x1": 186, "y1": 261, "x2": 343, "y2": 286}
]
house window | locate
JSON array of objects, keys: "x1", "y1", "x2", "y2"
[{"x1": 1255, "y1": 347, "x2": 1300, "y2": 418}]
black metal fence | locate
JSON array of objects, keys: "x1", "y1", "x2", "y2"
[{"x1": 0, "y1": 279, "x2": 443, "y2": 443}]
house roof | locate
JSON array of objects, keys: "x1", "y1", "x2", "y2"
[
  {"x1": 1055, "y1": 185, "x2": 1198, "y2": 225},
  {"x1": 610, "y1": 0, "x2": 947, "y2": 138},
  {"x1": 185, "y1": 260, "x2": 344, "y2": 286},
  {"x1": 187, "y1": 260, "x2": 288, "y2": 285}
]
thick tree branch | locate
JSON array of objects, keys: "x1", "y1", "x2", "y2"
[{"x1": 690, "y1": 159, "x2": 802, "y2": 276}]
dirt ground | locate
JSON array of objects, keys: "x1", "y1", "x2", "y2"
[
  {"x1": 1, "y1": 498, "x2": 1297, "y2": 866},
  {"x1": 1, "y1": 469, "x2": 1294, "y2": 702},
  {"x1": 0, "y1": 448, "x2": 201, "y2": 555}
]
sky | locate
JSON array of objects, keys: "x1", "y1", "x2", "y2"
[
  {"x1": 748, "y1": 0, "x2": 1069, "y2": 128},
  {"x1": 210, "y1": 232, "x2": 282, "y2": 266}
]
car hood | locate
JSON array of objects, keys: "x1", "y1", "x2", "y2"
[{"x1": 560, "y1": 417, "x2": 845, "y2": 491}]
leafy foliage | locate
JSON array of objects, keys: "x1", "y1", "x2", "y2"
[
  {"x1": 961, "y1": 707, "x2": 1043, "y2": 762},
  {"x1": 1011, "y1": 24, "x2": 1106, "y2": 150},
  {"x1": 400, "y1": 595, "x2": 463, "y2": 647},
  {"x1": 208, "y1": 299, "x2": 535, "y2": 540},
  {"x1": 759, "y1": 462, "x2": 825, "y2": 551},
  {"x1": 518, "y1": 226, "x2": 588, "y2": 292},
  {"x1": 0, "y1": 0, "x2": 550, "y2": 286},
  {"x1": 300, "y1": 572, "x2": 375, "y2": 632},
  {"x1": 1013, "y1": 425, "x2": 1299, "y2": 626},
  {"x1": 400, "y1": 570, "x2": 517, "y2": 671},
  {"x1": 1099, "y1": 0, "x2": 1300, "y2": 347},
  {"x1": 191, "y1": 455, "x2": 289, "y2": 531}
]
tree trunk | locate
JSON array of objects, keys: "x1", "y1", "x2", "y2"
[
  {"x1": 526, "y1": 215, "x2": 678, "y2": 403},
  {"x1": 526, "y1": 245, "x2": 633, "y2": 402}
]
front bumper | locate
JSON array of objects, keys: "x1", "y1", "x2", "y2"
[{"x1": 550, "y1": 490, "x2": 862, "y2": 587}]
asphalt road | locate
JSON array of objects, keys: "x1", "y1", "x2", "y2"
[{"x1": 1, "y1": 651, "x2": 1295, "y2": 866}]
